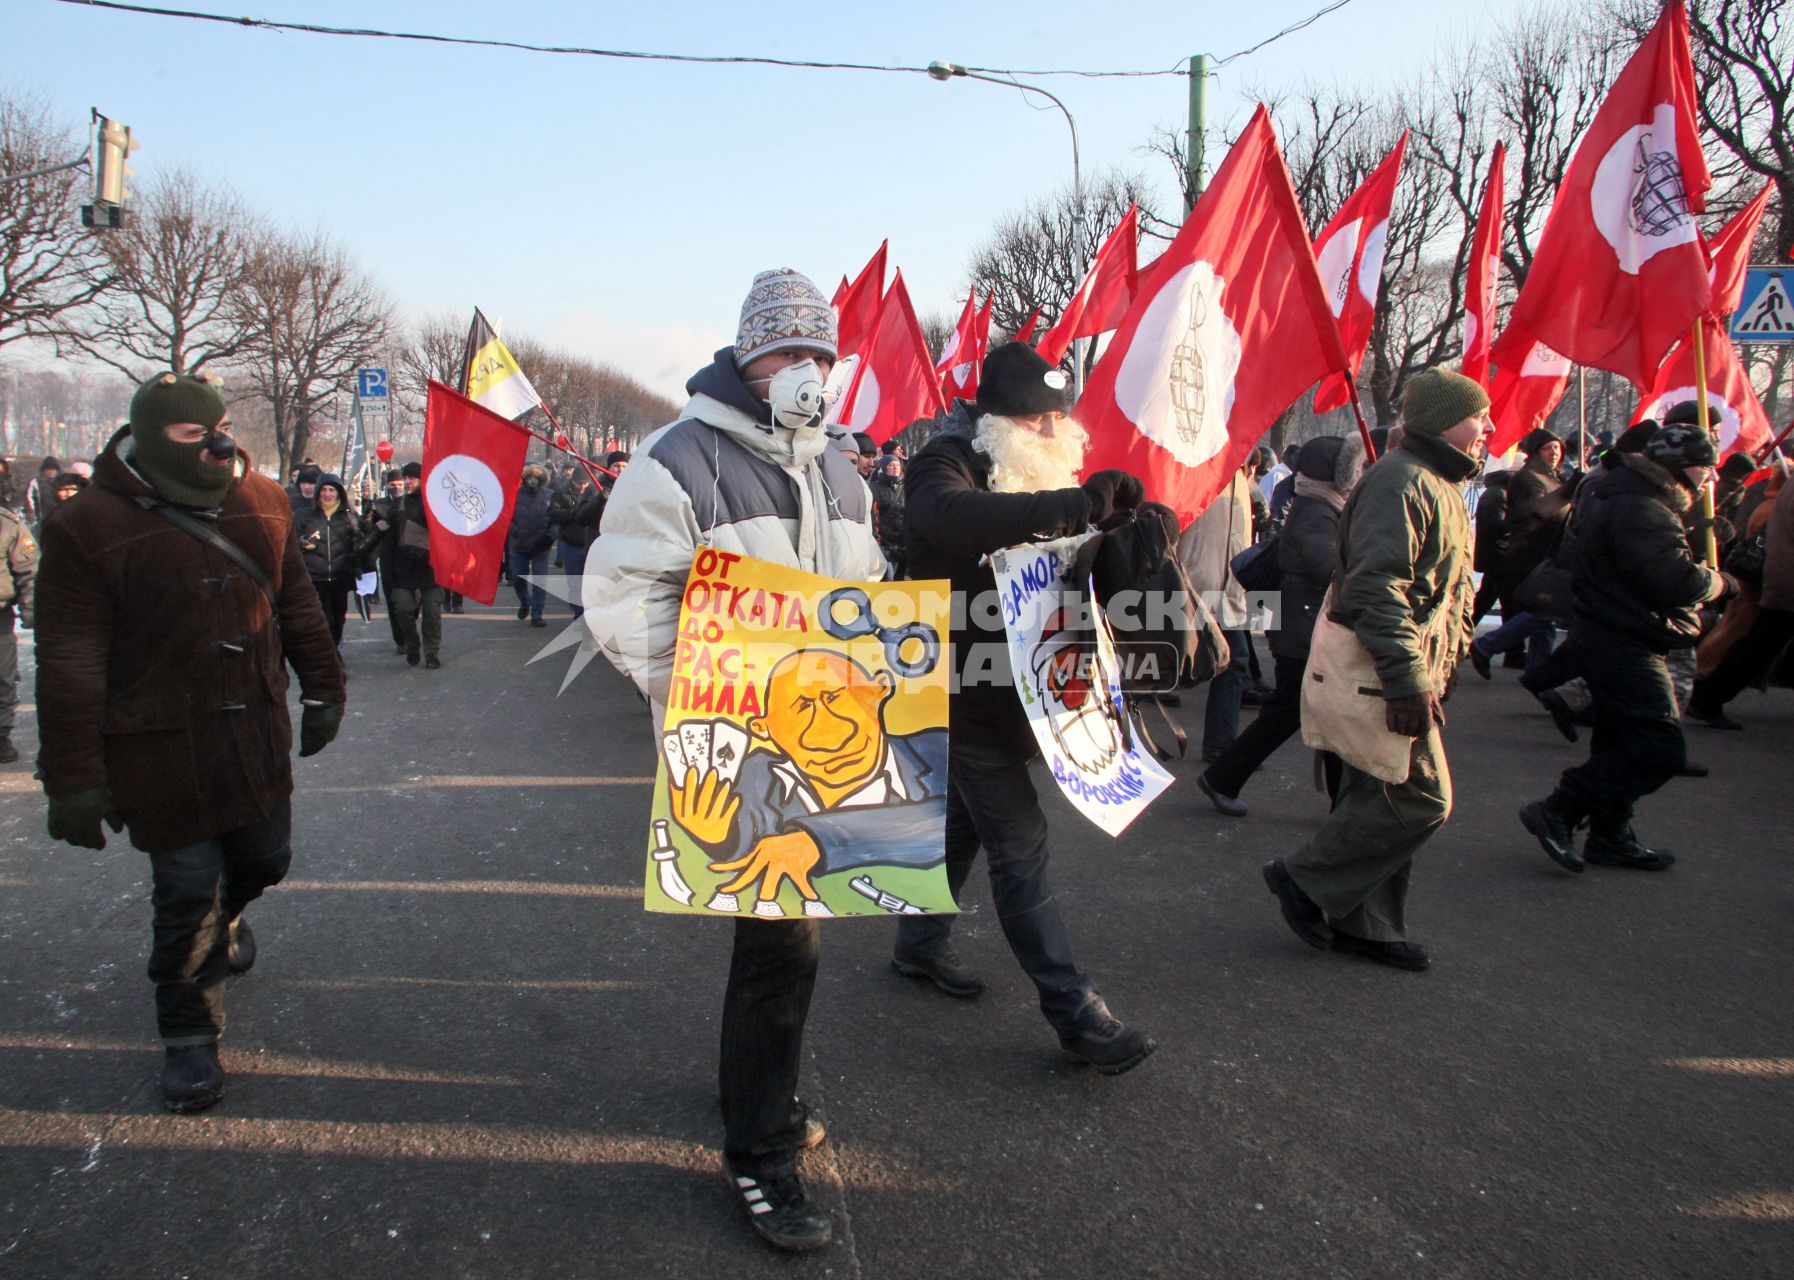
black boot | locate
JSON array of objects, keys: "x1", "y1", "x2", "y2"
[
  {"x1": 1584, "y1": 827, "x2": 1676, "y2": 871},
  {"x1": 162, "y1": 1042, "x2": 224, "y2": 1113},
  {"x1": 1520, "y1": 798, "x2": 1585, "y2": 872},
  {"x1": 891, "y1": 946, "x2": 985, "y2": 998},
  {"x1": 1263, "y1": 859, "x2": 1332, "y2": 948},
  {"x1": 1058, "y1": 1007, "x2": 1157, "y2": 1076}
]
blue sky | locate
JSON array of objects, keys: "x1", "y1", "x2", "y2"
[{"x1": 5, "y1": 0, "x2": 1535, "y2": 399}]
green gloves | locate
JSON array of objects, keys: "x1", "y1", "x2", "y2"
[
  {"x1": 299, "y1": 701, "x2": 345, "y2": 758},
  {"x1": 47, "y1": 787, "x2": 123, "y2": 850}
]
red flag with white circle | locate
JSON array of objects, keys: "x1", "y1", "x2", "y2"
[
  {"x1": 422, "y1": 380, "x2": 530, "y2": 604},
  {"x1": 1311, "y1": 133, "x2": 1409, "y2": 412}
]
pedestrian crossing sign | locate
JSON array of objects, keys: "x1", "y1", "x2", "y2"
[{"x1": 1730, "y1": 267, "x2": 1794, "y2": 344}]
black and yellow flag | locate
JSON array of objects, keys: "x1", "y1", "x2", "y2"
[{"x1": 460, "y1": 308, "x2": 542, "y2": 421}]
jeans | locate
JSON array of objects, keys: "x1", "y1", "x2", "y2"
[
  {"x1": 1202, "y1": 629, "x2": 1253, "y2": 756},
  {"x1": 1475, "y1": 610, "x2": 1556, "y2": 673},
  {"x1": 719, "y1": 917, "x2": 820, "y2": 1178},
  {"x1": 894, "y1": 738, "x2": 1100, "y2": 1033},
  {"x1": 557, "y1": 540, "x2": 588, "y2": 618},
  {"x1": 1549, "y1": 633, "x2": 1684, "y2": 836},
  {"x1": 1204, "y1": 653, "x2": 1305, "y2": 797},
  {"x1": 148, "y1": 803, "x2": 292, "y2": 1045},
  {"x1": 510, "y1": 547, "x2": 551, "y2": 619},
  {"x1": 390, "y1": 586, "x2": 444, "y2": 657}
]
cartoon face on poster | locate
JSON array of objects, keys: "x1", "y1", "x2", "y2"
[
  {"x1": 992, "y1": 535, "x2": 1175, "y2": 837},
  {"x1": 646, "y1": 548, "x2": 957, "y2": 918}
]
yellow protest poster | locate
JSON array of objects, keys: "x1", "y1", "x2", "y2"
[{"x1": 645, "y1": 548, "x2": 957, "y2": 919}]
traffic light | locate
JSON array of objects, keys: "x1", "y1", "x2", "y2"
[{"x1": 82, "y1": 111, "x2": 136, "y2": 230}]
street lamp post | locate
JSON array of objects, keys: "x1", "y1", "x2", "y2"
[{"x1": 928, "y1": 61, "x2": 1088, "y2": 399}]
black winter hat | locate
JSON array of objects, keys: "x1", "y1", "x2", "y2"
[
  {"x1": 1519, "y1": 427, "x2": 1560, "y2": 455},
  {"x1": 975, "y1": 342, "x2": 1071, "y2": 418},
  {"x1": 1613, "y1": 420, "x2": 1659, "y2": 454},
  {"x1": 1719, "y1": 452, "x2": 1755, "y2": 481},
  {"x1": 1645, "y1": 423, "x2": 1719, "y2": 470},
  {"x1": 39, "y1": 456, "x2": 62, "y2": 473},
  {"x1": 296, "y1": 463, "x2": 323, "y2": 484},
  {"x1": 1294, "y1": 434, "x2": 1365, "y2": 491},
  {"x1": 853, "y1": 432, "x2": 877, "y2": 457},
  {"x1": 1662, "y1": 399, "x2": 1703, "y2": 427},
  {"x1": 401, "y1": 461, "x2": 423, "y2": 479}
]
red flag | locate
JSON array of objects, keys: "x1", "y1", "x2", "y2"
[
  {"x1": 1707, "y1": 182, "x2": 1774, "y2": 317},
  {"x1": 1077, "y1": 106, "x2": 1351, "y2": 526},
  {"x1": 835, "y1": 271, "x2": 946, "y2": 445},
  {"x1": 1506, "y1": 1, "x2": 1712, "y2": 388},
  {"x1": 936, "y1": 291, "x2": 982, "y2": 402},
  {"x1": 1462, "y1": 142, "x2": 1507, "y2": 388},
  {"x1": 971, "y1": 295, "x2": 993, "y2": 379},
  {"x1": 835, "y1": 241, "x2": 887, "y2": 358},
  {"x1": 1012, "y1": 306, "x2": 1042, "y2": 346},
  {"x1": 1634, "y1": 318, "x2": 1772, "y2": 459},
  {"x1": 422, "y1": 381, "x2": 531, "y2": 604},
  {"x1": 1036, "y1": 204, "x2": 1141, "y2": 366},
  {"x1": 1485, "y1": 318, "x2": 1573, "y2": 458},
  {"x1": 830, "y1": 275, "x2": 849, "y2": 310},
  {"x1": 1312, "y1": 133, "x2": 1410, "y2": 412}
]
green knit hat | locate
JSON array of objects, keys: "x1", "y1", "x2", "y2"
[
  {"x1": 129, "y1": 371, "x2": 226, "y2": 435},
  {"x1": 1401, "y1": 368, "x2": 1490, "y2": 438}
]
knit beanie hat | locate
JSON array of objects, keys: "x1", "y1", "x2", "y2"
[
  {"x1": 296, "y1": 463, "x2": 323, "y2": 485},
  {"x1": 733, "y1": 269, "x2": 837, "y2": 368},
  {"x1": 127, "y1": 371, "x2": 235, "y2": 508},
  {"x1": 853, "y1": 432, "x2": 877, "y2": 457},
  {"x1": 401, "y1": 461, "x2": 423, "y2": 479},
  {"x1": 1519, "y1": 427, "x2": 1560, "y2": 455},
  {"x1": 1662, "y1": 399, "x2": 1703, "y2": 427},
  {"x1": 975, "y1": 342, "x2": 1071, "y2": 418},
  {"x1": 1400, "y1": 368, "x2": 1490, "y2": 438},
  {"x1": 1644, "y1": 423, "x2": 1718, "y2": 471}
]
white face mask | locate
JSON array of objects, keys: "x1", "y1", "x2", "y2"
[{"x1": 757, "y1": 360, "x2": 831, "y2": 431}]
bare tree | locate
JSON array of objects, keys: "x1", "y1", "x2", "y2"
[
  {"x1": 230, "y1": 228, "x2": 392, "y2": 476},
  {"x1": 64, "y1": 170, "x2": 261, "y2": 379},
  {"x1": 0, "y1": 91, "x2": 109, "y2": 354},
  {"x1": 963, "y1": 170, "x2": 1159, "y2": 376}
]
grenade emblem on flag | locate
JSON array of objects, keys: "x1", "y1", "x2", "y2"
[
  {"x1": 1167, "y1": 287, "x2": 1211, "y2": 448},
  {"x1": 440, "y1": 469, "x2": 487, "y2": 524},
  {"x1": 1628, "y1": 135, "x2": 1689, "y2": 237}
]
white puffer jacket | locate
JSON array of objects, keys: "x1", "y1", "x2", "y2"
[{"x1": 582, "y1": 349, "x2": 887, "y2": 715}]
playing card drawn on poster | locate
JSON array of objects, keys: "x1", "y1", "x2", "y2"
[
  {"x1": 645, "y1": 549, "x2": 958, "y2": 918},
  {"x1": 992, "y1": 535, "x2": 1175, "y2": 836}
]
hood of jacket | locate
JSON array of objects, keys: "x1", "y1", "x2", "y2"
[
  {"x1": 681, "y1": 348, "x2": 834, "y2": 470},
  {"x1": 311, "y1": 472, "x2": 347, "y2": 511},
  {"x1": 1619, "y1": 451, "x2": 1695, "y2": 513}
]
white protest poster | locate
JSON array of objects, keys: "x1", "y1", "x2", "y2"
[{"x1": 990, "y1": 535, "x2": 1176, "y2": 836}]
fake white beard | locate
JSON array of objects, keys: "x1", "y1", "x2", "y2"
[{"x1": 973, "y1": 414, "x2": 1089, "y2": 493}]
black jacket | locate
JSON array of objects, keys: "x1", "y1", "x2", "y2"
[
  {"x1": 1269, "y1": 492, "x2": 1340, "y2": 662},
  {"x1": 904, "y1": 401, "x2": 1092, "y2": 753},
  {"x1": 869, "y1": 472, "x2": 906, "y2": 567},
  {"x1": 294, "y1": 477, "x2": 358, "y2": 583},
  {"x1": 508, "y1": 483, "x2": 555, "y2": 554},
  {"x1": 1473, "y1": 472, "x2": 1511, "y2": 575},
  {"x1": 357, "y1": 490, "x2": 436, "y2": 591},
  {"x1": 1500, "y1": 464, "x2": 1571, "y2": 583},
  {"x1": 548, "y1": 479, "x2": 600, "y2": 550},
  {"x1": 1563, "y1": 453, "x2": 1725, "y2": 651}
]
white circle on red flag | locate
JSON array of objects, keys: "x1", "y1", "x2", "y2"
[
  {"x1": 1357, "y1": 218, "x2": 1390, "y2": 306},
  {"x1": 1522, "y1": 341, "x2": 1572, "y2": 379},
  {"x1": 1639, "y1": 385, "x2": 1742, "y2": 451},
  {"x1": 1590, "y1": 103, "x2": 1699, "y2": 275},
  {"x1": 1314, "y1": 218, "x2": 1361, "y2": 319},
  {"x1": 1113, "y1": 261, "x2": 1241, "y2": 469},
  {"x1": 426, "y1": 453, "x2": 504, "y2": 536}
]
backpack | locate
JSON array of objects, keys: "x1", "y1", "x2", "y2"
[{"x1": 1069, "y1": 503, "x2": 1231, "y2": 756}]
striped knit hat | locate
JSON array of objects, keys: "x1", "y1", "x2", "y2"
[{"x1": 733, "y1": 269, "x2": 837, "y2": 368}]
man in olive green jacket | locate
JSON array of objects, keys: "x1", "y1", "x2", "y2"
[{"x1": 1263, "y1": 368, "x2": 1491, "y2": 972}]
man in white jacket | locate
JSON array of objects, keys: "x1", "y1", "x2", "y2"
[{"x1": 583, "y1": 269, "x2": 884, "y2": 1253}]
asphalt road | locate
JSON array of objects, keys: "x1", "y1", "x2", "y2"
[{"x1": 2, "y1": 598, "x2": 1790, "y2": 1279}]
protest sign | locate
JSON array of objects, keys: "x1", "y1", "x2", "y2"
[
  {"x1": 645, "y1": 549, "x2": 957, "y2": 919},
  {"x1": 991, "y1": 535, "x2": 1175, "y2": 836}
]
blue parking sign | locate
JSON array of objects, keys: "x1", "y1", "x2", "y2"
[
  {"x1": 356, "y1": 367, "x2": 389, "y2": 398},
  {"x1": 1730, "y1": 268, "x2": 1794, "y2": 344}
]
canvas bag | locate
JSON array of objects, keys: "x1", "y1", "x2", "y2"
[{"x1": 1299, "y1": 586, "x2": 1456, "y2": 784}]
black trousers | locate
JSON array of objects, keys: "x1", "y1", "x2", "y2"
[
  {"x1": 312, "y1": 577, "x2": 350, "y2": 646},
  {"x1": 148, "y1": 802, "x2": 292, "y2": 1045},
  {"x1": 1549, "y1": 636, "x2": 1684, "y2": 836},
  {"x1": 719, "y1": 918, "x2": 820, "y2": 1179},
  {"x1": 1691, "y1": 607, "x2": 1794, "y2": 714},
  {"x1": 1204, "y1": 653, "x2": 1305, "y2": 798},
  {"x1": 894, "y1": 737, "x2": 1100, "y2": 1033},
  {"x1": 0, "y1": 611, "x2": 17, "y2": 740}
]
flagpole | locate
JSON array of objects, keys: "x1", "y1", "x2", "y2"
[
  {"x1": 1577, "y1": 368, "x2": 1588, "y2": 469},
  {"x1": 1691, "y1": 320, "x2": 1720, "y2": 567},
  {"x1": 511, "y1": 404, "x2": 617, "y2": 485},
  {"x1": 1342, "y1": 373, "x2": 1379, "y2": 461}
]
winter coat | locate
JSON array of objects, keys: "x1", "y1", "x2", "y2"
[
  {"x1": 1472, "y1": 471, "x2": 1511, "y2": 576},
  {"x1": 357, "y1": 490, "x2": 437, "y2": 591},
  {"x1": 294, "y1": 477, "x2": 359, "y2": 583},
  {"x1": 1561, "y1": 452, "x2": 1729, "y2": 651},
  {"x1": 33, "y1": 428, "x2": 345, "y2": 853},
  {"x1": 548, "y1": 479, "x2": 599, "y2": 550},
  {"x1": 1270, "y1": 493, "x2": 1340, "y2": 662},
  {"x1": 904, "y1": 399, "x2": 1093, "y2": 754},
  {"x1": 1500, "y1": 463, "x2": 1571, "y2": 583},
  {"x1": 1759, "y1": 476, "x2": 1794, "y2": 613},
  {"x1": 1, "y1": 507, "x2": 38, "y2": 627},
  {"x1": 1176, "y1": 469, "x2": 1253, "y2": 628},
  {"x1": 869, "y1": 471, "x2": 907, "y2": 567},
  {"x1": 1331, "y1": 432, "x2": 1479, "y2": 700},
  {"x1": 507, "y1": 470, "x2": 555, "y2": 554},
  {"x1": 583, "y1": 348, "x2": 886, "y2": 713}
]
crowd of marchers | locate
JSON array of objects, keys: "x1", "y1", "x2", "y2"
[{"x1": 10, "y1": 271, "x2": 1792, "y2": 1259}]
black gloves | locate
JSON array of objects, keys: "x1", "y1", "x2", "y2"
[
  {"x1": 1081, "y1": 470, "x2": 1146, "y2": 525},
  {"x1": 1384, "y1": 691, "x2": 1445, "y2": 738},
  {"x1": 1713, "y1": 571, "x2": 1741, "y2": 604},
  {"x1": 299, "y1": 701, "x2": 345, "y2": 758},
  {"x1": 47, "y1": 786, "x2": 123, "y2": 850}
]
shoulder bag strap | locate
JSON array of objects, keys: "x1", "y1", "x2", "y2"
[{"x1": 133, "y1": 494, "x2": 279, "y2": 614}]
